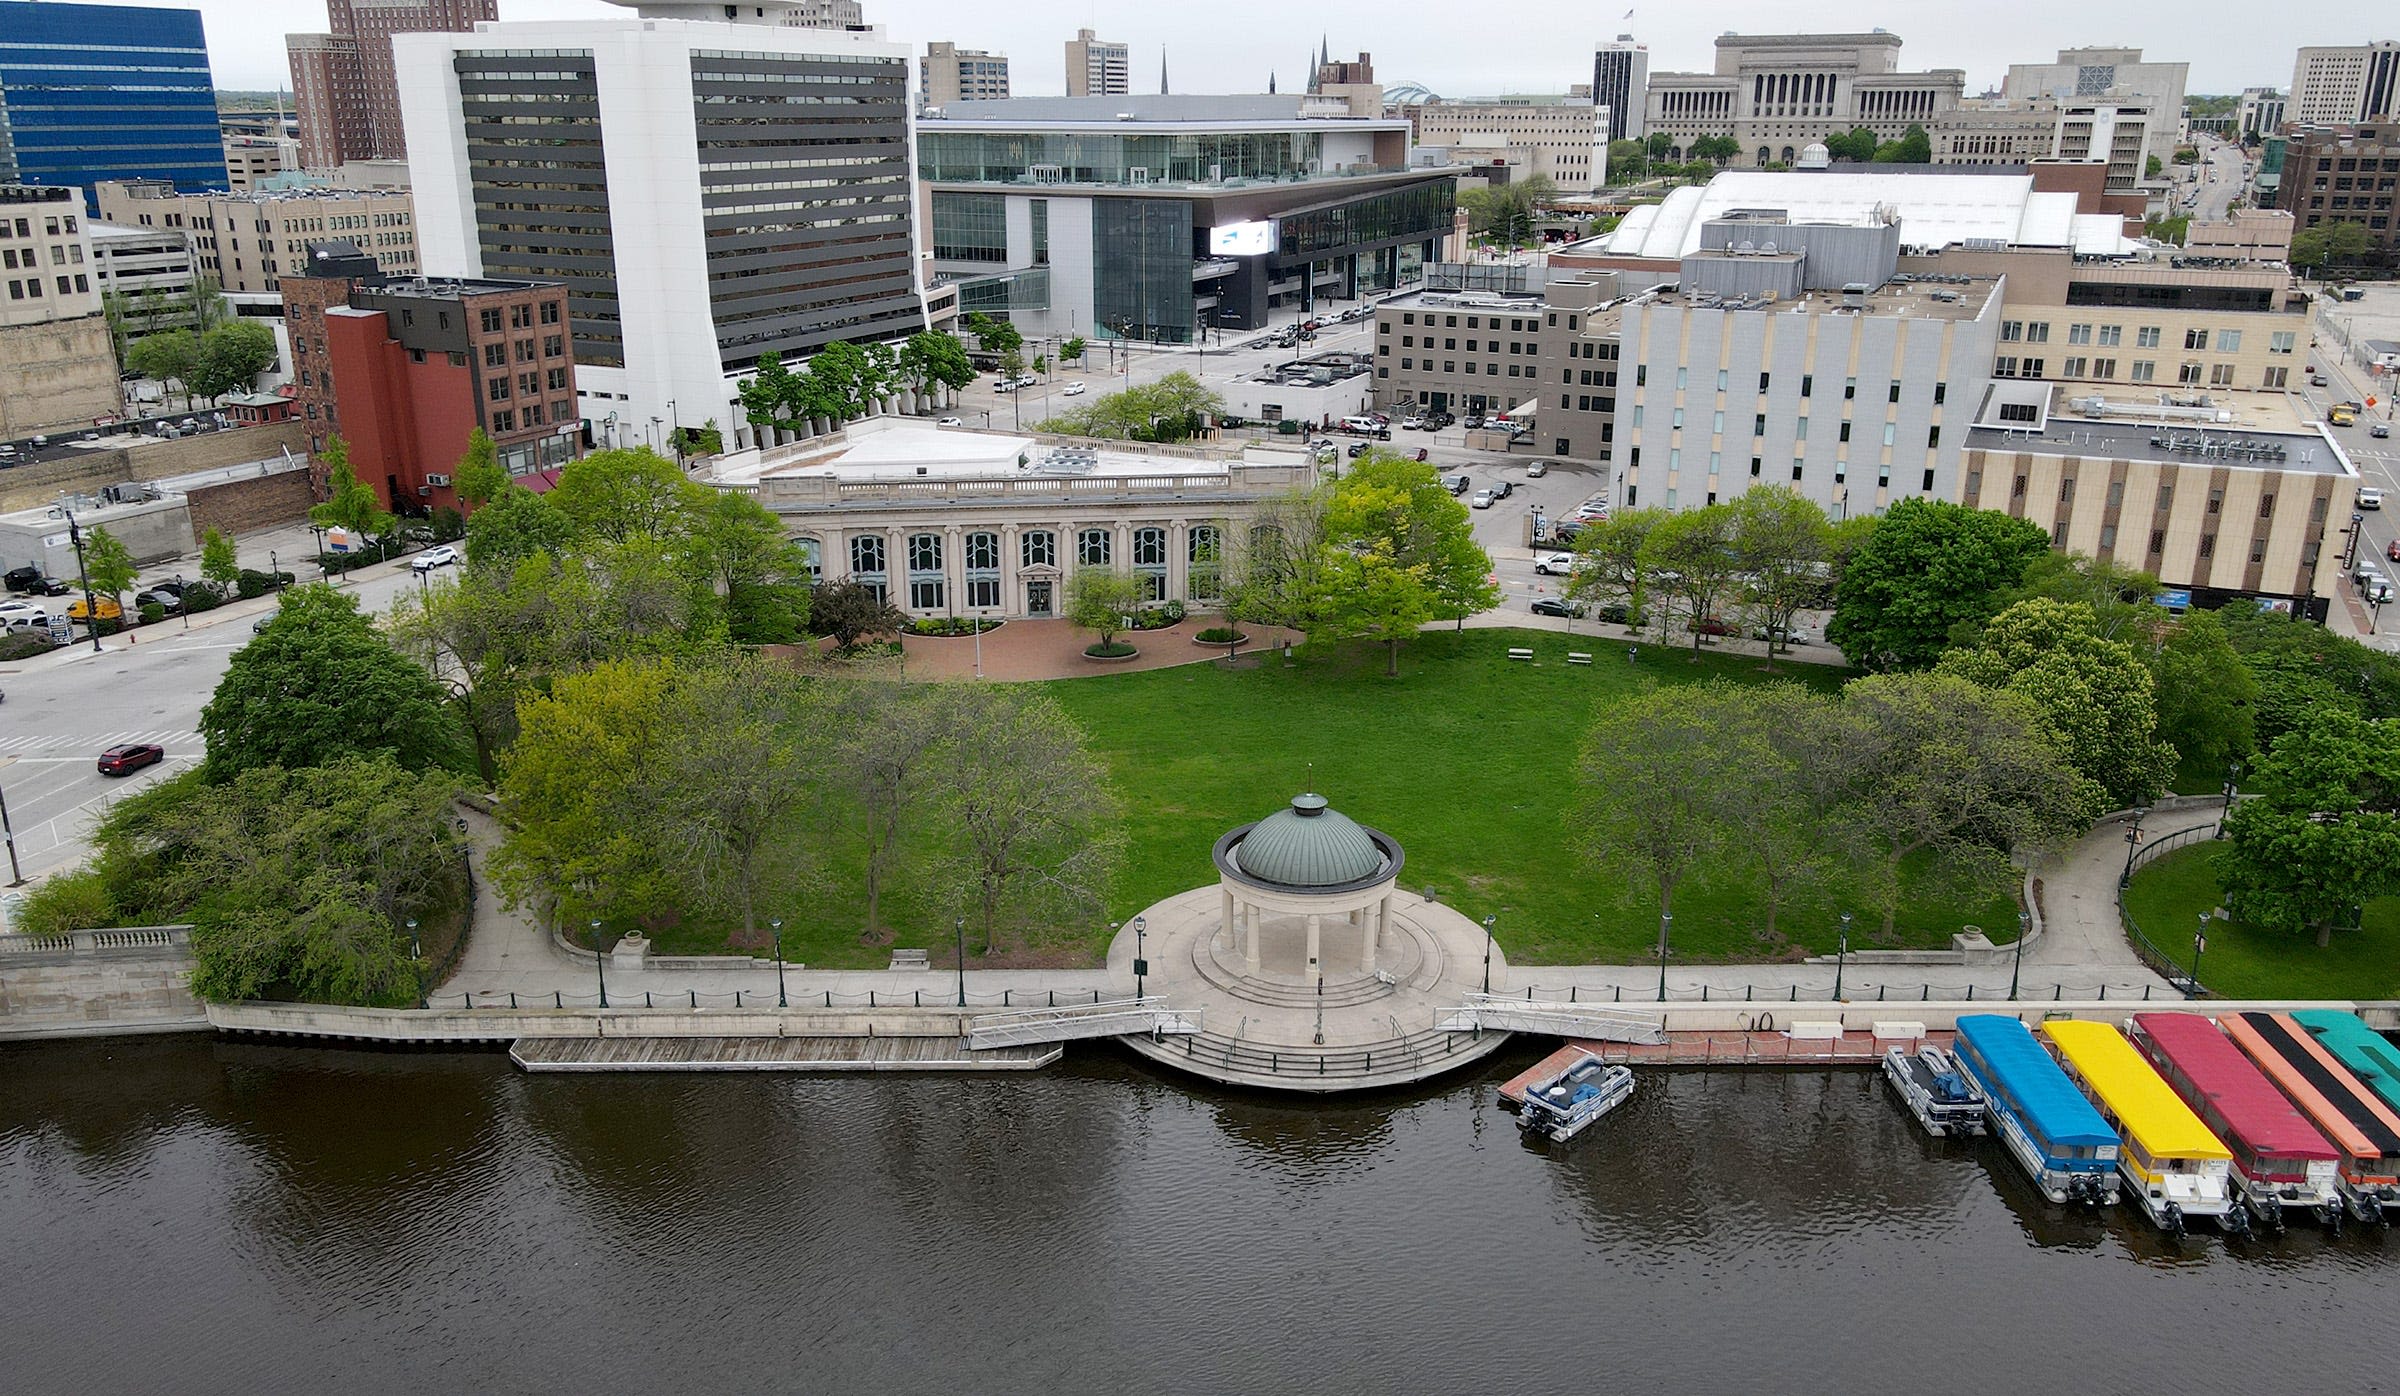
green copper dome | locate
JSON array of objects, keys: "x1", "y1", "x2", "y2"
[{"x1": 1234, "y1": 794, "x2": 1389, "y2": 888}]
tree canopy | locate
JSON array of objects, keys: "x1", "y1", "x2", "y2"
[
  {"x1": 1314, "y1": 454, "x2": 1496, "y2": 673},
  {"x1": 203, "y1": 585, "x2": 467, "y2": 779},
  {"x1": 1939, "y1": 598, "x2": 2174, "y2": 809},
  {"x1": 1037, "y1": 370, "x2": 1225, "y2": 441},
  {"x1": 2220, "y1": 708, "x2": 2400, "y2": 946},
  {"x1": 1826, "y1": 498, "x2": 2052, "y2": 670},
  {"x1": 309, "y1": 438, "x2": 396, "y2": 545},
  {"x1": 2291, "y1": 221, "x2": 2372, "y2": 273}
]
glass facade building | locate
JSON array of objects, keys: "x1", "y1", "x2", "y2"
[
  {"x1": 0, "y1": 1, "x2": 224, "y2": 209},
  {"x1": 920, "y1": 130, "x2": 1372, "y2": 188}
]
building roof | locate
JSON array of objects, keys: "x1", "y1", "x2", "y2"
[
  {"x1": 1953, "y1": 1014, "x2": 2118, "y2": 1150},
  {"x1": 923, "y1": 93, "x2": 1406, "y2": 130},
  {"x1": 1230, "y1": 794, "x2": 1392, "y2": 889},
  {"x1": 1591, "y1": 170, "x2": 2138, "y2": 260},
  {"x1": 2133, "y1": 1013, "x2": 2341, "y2": 1163},
  {"x1": 1964, "y1": 388, "x2": 2354, "y2": 475},
  {"x1": 2043, "y1": 1020, "x2": 2233, "y2": 1162}
]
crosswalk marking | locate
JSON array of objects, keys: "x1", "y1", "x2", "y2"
[{"x1": 0, "y1": 729, "x2": 200, "y2": 754}]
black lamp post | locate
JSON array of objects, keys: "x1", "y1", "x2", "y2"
[
  {"x1": 2218, "y1": 760, "x2": 2242, "y2": 836},
  {"x1": 1835, "y1": 912, "x2": 1851, "y2": 1000},
  {"x1": 1656, "y1": 910, "x2": 1673, "y2": 1002},
  {"x1": 590, "y1": 919, "x2": 608, "y2": 1008},
  {"x1": 1132, "y1": 914, "x2": 1148, "y2": 998},
  {"x1": 407, "y1": 917, "x2": 420, "y2": 960},
  {"x1": 175, "y1": 574, "x2": 189, "y2": 629},
  {"x1": 955, "y1": 916, "x2": 967, "y2": 1007},
  {"x1": 2010, "y1": 910, "x2": 2029, "y2": 1001},
  {"x1": 2120, "y1": 802, "x2": 2151, "y2": 887},
  {"x1": 63, "y1": 509, "x2": 100, "y2": 653},
  {"x1": 2192, "y1": 915, "x2": 2210, "y2": 997},
  {"x1": 270, "y1": 549, "x2": 282, "y2": 593},
  {"x1": 1481, "y1": 914, "x2": 1496, "y2": 993},
  {"x1": 771, "y1": 916, "x2": 787, "y2": 1008}
]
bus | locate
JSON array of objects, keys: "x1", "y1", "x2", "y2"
[
  {"x1": 2130, "y1": 1013, "x2": 2342, "y2": 1228},
  {"x1": 2043, "y1": 1019, "x2": 2239, "y2": 1234}
]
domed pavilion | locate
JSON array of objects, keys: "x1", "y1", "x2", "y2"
[{"x1": 1212, "y1": 794, "x2": 1404, "y2": 980}]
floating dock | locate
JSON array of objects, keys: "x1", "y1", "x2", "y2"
[
  {"x1": 1498, "y1": 1027, "x2": 1953, "y2": 1102},
  {"x1": 509, "y1": 1035, "x2": 1061, "y2": 1073}
]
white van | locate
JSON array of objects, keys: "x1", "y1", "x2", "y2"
[{"x1": 2356, "y1": 566, "x2": 2394, "y2": 604}]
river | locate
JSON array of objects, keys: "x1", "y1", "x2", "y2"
[{"x1": 3, "y1": 1036, "x2": 2394, "y2": 1394}]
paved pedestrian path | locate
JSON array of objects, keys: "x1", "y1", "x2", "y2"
[{"x1": 898, "y1": 616, "x2": 1304, "y2": 682}]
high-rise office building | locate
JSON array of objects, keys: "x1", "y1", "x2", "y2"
[
  {"x1": 1593, "y1": 35, "x2": 1648, "y2": 142},
  {"x1": 922, "y1": 41, "x2": 1010, "y2": 109},
  {"x1": 2290, "y1": 43, "x2": 2400, "y2": 126},
  {"x1": 0, "y1": 1, "x2": 224, "y2": 210},
  {"x1": 396, "y1": 0, "x2": 928, "y2": 449},
  {"x1": 1065, "y1": 28, "x2": 1129, "y2": 98},
  {"x1": 2001, "y1": 47, "x2": 2187, "y2": 176},
  {"x1": 287, "y1": 0, "x2": 498, "y2": 171}
]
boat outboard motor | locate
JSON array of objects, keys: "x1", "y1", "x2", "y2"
[
  {"x1": 2162, "y1": 1201, "x2": 2187, "y2": 1238},
  {"x1": 2221, "y1": 1202, "x2": 2250, "y2": 1239},
  {"x1": 2320, "y1": 1202, "x2": 2344, "y2": 1236}
]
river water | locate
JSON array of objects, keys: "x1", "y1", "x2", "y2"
[{"x1": 4, "y1": 1036, "x2": 2395, "y2": 1395}]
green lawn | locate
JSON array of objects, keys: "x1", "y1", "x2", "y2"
[
  {"x1": 2123, "y1": 843, "x2": 2400, "y2": 1001},
  {"x1": 1040, "y1": 628, "x2": 2015, "y2": 966}
]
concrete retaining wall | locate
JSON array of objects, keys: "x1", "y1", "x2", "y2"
[
  {"x1": 207, "y1": 1001, "x2": 978, "y2": 1042},
  {"x1": 0, "y1": 954, "x2": 205, "y2": 1038}
]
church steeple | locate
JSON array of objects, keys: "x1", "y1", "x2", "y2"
[
  {"x1": 1268, "y1": 70, "x2": 1277, "y2": 95},
  {"x1": 1161, "y1": 48, "x2": 1169, "y2": 95}
]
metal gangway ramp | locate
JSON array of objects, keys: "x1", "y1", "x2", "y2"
[
  {"x1": 1434, "y1": 995, "x2": 1668, "y2": 1044},
  {"x1": 966, "y1": 997, "x2": 1203, "y2": 1051}
]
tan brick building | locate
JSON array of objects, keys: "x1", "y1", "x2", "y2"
[
  {"x1": 95, "y1": 181, "x2": 416, "y2": 294},
  {"x1": 0, "y1": 185, "x2": 119, "y2": 438}
]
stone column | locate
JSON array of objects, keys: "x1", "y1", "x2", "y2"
[
  {"x1": 1361, "y1": 898, "x2": 1380, "y2": 973},
  {"x1": 1305, "y1": 913, "x2": 1321, "y2": 978},
  {"x1": 1219, "y1": 884, "x2": 1235, "y2": 955},
  {"x1": 1000, "y1": 522, "x2": 1021, "y2": 617},
  {"x1": 1245, "y1": 901, "x2": 1261, "y2": 974}
]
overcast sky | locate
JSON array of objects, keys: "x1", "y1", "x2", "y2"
[{"x1": 129, "y1": 0, "x2": 2362, "y2": 98}]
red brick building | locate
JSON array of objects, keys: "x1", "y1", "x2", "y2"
[
  {"x1": 287, "y1": 0, "x2": 496, "y2": 169},
  {"x1": 283, "y1": 241, "x2": 580, "y2": 514}
]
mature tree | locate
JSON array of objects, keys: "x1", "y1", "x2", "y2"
[
  {"x1": 1939, "y1": 598, "x2": 2175, "y2": 809},
  {"x1": 1720, "y1": 684, "x2": 1854, "y2": 939},
  {"x1": 1221, "y1": 485, "x2": 1334, "y2": 632},
  {"x1": 2219, "y1": 605, "x2": 2400, "y2": 748},
  {"x1": 452, "y1": 427, "x2": 509, "y2": 508},
  {"x1": 2144, "y1": 213, "x2": 2191, "y2": 246},
  {"x1": 1871, "y1": 124, "x2": 1932, "y2": 163},
  {"x1": 310, "y1": 438, "x2": 397, "y2": 548},
  {"x1": 124, "y1": 329, "x2": 200, "y2": 408},
  {"x1": 2220, "y1": 708, "x2": 2400, "y2": 946},
  {"x1": 811, "y1": 580, "x2": 908, "y2": 649},
  {"x1": 1826, "y1": 498, "x2": 2052, "y2": 670},
  {"x1": 805, "y1": 340, "x2": 882, "y2": 420},
  {"x1": 939, "y1": 686, "x2": 1126, "y2": 955},
  {"x1": 462, "y1": 484, "x2": 575, "y2": 573},
  {"x1": 202, "y1": 585, "x2": 466, "y2": 779},
  {"x1": 836, "y1": 682, "x2": 957, "y2": 939},
  {"x1": 898, "y1": 329, "x2": 976, "y2": 397},
  {"x1": 963, "y1": 310, "x2": 1023, "y2": 359},
  {"x1": 494, "y1": 657, "x2": 684, "y2": 930},
  {"x1": 79, "y1": 526, "x2": 138, "y2": 616},
  {"x1": 188, "y1": 320, "x2": 277, "y2": 403},
  {"x1": 1980, "y1": 550, "x2": 2161, "y2": 647},
  {"x1": 1578, "y1": 684, "x2": 1758, "y2": 965},
  {"x1": 1568, "y1": 505, "x2": 1668, "y2": 626},
  {"x1": 200, "y1": 526, "x2": 241, "y2": 590},
  {"x1": 1641, "y1": 503, "x2": 1741, "y2": 657},
  {"x1": 2148, "y1": 608, "x2": 2257, "y2": 775},
  {"x1": 1038, "y1": 370, "x2": 1227, "y2": 441},
  {"x1": 1832, "y1": 671, "x2": 2092, "y2": 935},
  {"x1": 1060, "y1": 335, "x2": 1088, "y2": 364},
  {"x1": 1608, "y1": 138, "x2": 1648, "y2": 180},
  {"x1": 1824, "y1": 126, "x2": 1880, "y2": 162},
  {"x1": 738, "y1": 350, "x2": 806, "y2": 440},
  {"x1": 1066, "y1": 566, "x2": 1152, "y2": 650},
  {"x1": 1316, "y1": 455, "x2": 1495, "y2": 672},
  {"x1": 95, "y1": 757, "x2": 465, "y2": 1007},
  {"x1": 1644, "y1": 131, "x2": 1674, "y2": 162},
  {"x1": 654, "y1": 655, "x2": 831, "y2": 947},
  {"x1": 2291, "y1": 220, "x2": 2373, "y2": 273},
  {"x1": 687, "y1": 487, "x2": 810, "y2": 643},
  {"x1": 549, "y1": 447, "x2": 702, "y2": 545},
  {"x1": 1727, "y1": 486, "x2": 1830, "y2": 658}
]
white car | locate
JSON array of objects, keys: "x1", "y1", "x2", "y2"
[
  {"x1": 936, "y1": 417, "x2": 963, "y2": 427},
  {"x1": 1062, "y1": 381, "x2": 1087, "y2": 397},
  {"x1": 1526, "y1": 461, "x2": 1550, "y2": 478},
  {"x1": 1532, "y1": 552, "x2": 1578, "y2": 576},
  {"x1": 411, "y1": 545, "x2": 460, "y2": 573},
  {"x1": 1470, "y1": 489, "x2": 1496, "y2": 510},
  {"x1": 1400, "y1": 416, "x2": 1425, "y2": 430},
  {"x1": 2363, "y1": 488, "x2": 2386, "y2": 510},
  {"x1": 0, "y1": 599, "x2": 47, "y2": 624}
]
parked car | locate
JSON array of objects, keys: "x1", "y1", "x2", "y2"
[
  {"x1": 2376, "y1": 423, "x2": 2392, "y2": 439},
  {"x1": 936, "y1": 416, "x2": 963, "y2": 427},
  {"x1": 1533, "y1": 552, "x2": 1579, "y2": 576},
  {"x1": 6, "y1": 564, "x2": 50, "y2": 593},
  {"x1": 1530, "y1": 597, "x2": 1587, "y2": 618},
  {"x1": 1596, "y1": 601, "x2": 1638, "y2": 625},
  {"x1": 145, "y1": 578, "x2": 191, "y2": 597},
  {"x1": 2361, "y1": 488, "x2": 2385, "y2": 510},
  {"x1": 1751, "y1": 624, "x2": 1814, "y2": 646},
  {"x1": 1062, "y1": 382, "x2": 1087, "y2": 396},
  {"x1": 1444, "y1": 475, "x2": 1471, "y2": 496},
  {"x1": 1491, "y1": 480, "x2": 1515, "y2": 500},
  {"x1": 411, "y1": 544, "x2": 461, "y2": 572},
  {"x1": 1690, "y1": 616, "x2": 1735, "y2": 637},
  {"x1": 132, "y1": 588, "x2": 182, "y2": 615},
  {"x1": 252, "y1": 614, "x2": 276, "y2": 635},
  {"x1": 1413, "y1": 448, "x2": 1429, "y2": 462},
  {"x1": 1347, "y1": 441, "x2": 1371, "y2": 458},
  {"x1": 1527, "y1": 461, "x2": 1549, "y2": 478},
  {"x1": 1470, "y1": 489, "x2": 1496, "y2": 510},
  {"x1": 66, "y1": 596, "x2": 122, "y2": 621},
  {"x1": 1430, "y1": 411, "x2": 1456, "y2": 428},
  {"x1": 96, "y1": 742, "x2": 165, "y2": 777},
  {"x1": 0, "y1": 597, "x2": 44, "y2": 621},
  {"x1": 1400, "y1": 416, "x2": 1426, "y2": 430}
]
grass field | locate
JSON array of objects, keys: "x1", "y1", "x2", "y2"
[
  {"x1": 2121, "y1": 844, "x2": 2400, "y2": 1007},
  {"x1": 1040, "y1": 628, "x2": 2015, "y2": 966},
  {"x1": 2122, "y1": 842, "x2": 2400, "y2": 1001}
]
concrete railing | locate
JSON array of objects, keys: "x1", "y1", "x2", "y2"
[
  {"x1": 0, "y1": 925, "x2": 192, "y2": 963},
  {"x1": 206, "y1": 1000, "x2": 981, "y2": 1043}
]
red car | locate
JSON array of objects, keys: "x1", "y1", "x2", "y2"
[
  {"x1": 2386, "y1": 538, "x2": 2400, "y2": 563},
  {"x1": 96, "y1": 743, "x2": 165, "y2": 776}
]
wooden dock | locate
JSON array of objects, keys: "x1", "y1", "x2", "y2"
[
  {"x1": 508, "y1": 1035, "x2": 1062, "y2": 1074},
  {"x1": 1499, "y1": 1029, "x2": 1957, "y2": 1102}
]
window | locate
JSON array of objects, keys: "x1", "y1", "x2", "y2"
[
  {"x1": 2179, "y1": 362, "x2": 2205, "y2": 385},
  {"x1": 2093, "y1": 357, "x2": 2117, "y2": 378},
  {"x1": 2216, "y1": 329, "x2": 2242, "y2": 353},
  {"x1": 2263, "y1": 366, "x2": 2288, "y2": 389},
  {"x1": 480, "y1": 308, "x2": 503, "y2": 333},
  {"x1": 484, "y1": 344, "x2": 507, "y2": 368},
  {"x1": 1795, "y1": 417, "x2": 1808, "y2": 439},
  {"x1": 1882, "y1": 423, "x2": 1896, "y2": 446},
  {"x1": 1801, "y1": 375, "x2": 1814, "y2": 396},
  {"x1": 1839, "y1": 421, "x2": 1852, "y2": 443},
  {"x1": 1077, "y1": 529, "x2": 1111, "y2": 566},
  {"x1": 1994, "y1": 356, "x2": 2018, "y2": 377},
  {"x1": 1676, "y1": 367, "x2": 1687, "y2": 389},
  {"x1": 487, "y1": 377, "x2": 510, "y2": 402},
  {"x1": 1187, "y1": 525, "x2": 1221, "y2": 599},
  {"x1": 1716, "y1": 369, "x2": 1728, "y2": 391},
  {"x1": 2149, "y1": 530, "x2": 2165, "y2": 554},
  {"x1": 2185, "y1": 328, "x2": 2209, "y2": 351},
  {"x1": 2026, "y1": 323, "x2": 2050, "y2": 344},
  {"x1": 2259, "y1": 493, "x2": 2276, "y2": 518},
  {"x1": 1022, "y1": 530, "x2": 1056, "y2": 568},
  {"x1": 2001, "y1": 321, "x2": 2023, "y2": 342},
  {"x1": 2137, "y1": 326, "x2": 2162, "y2": 348},
  {"x1": 490, "y1": 410, "x2": 515, "y2": 433},
  {"x1": 2211, "y1": 363, "x2": 2237, "y2": 386},
  {"x1": 965, "y1": 532, "x2": 1000, "y2": 609},
  {"x1": 2098, "y1": 325, "x2": 2121, "y2": 347},
  {"x1": 1133, "y1": 527, "x2": 1168, "y2": 599},
  {"x1": 540, "y1": 300, "x2": 561, "y2": 325},
  {"x1": 2131, "y1": 361, "x2": 2156, "y2": 382},
  {"x1": 1712, "y1": 410, "x2": 1724, "y2": 433},
  {"x1": 2062, "y1": 357, "x2": 2088, "y2": 377},
  {"x1": 1755, "y1": 413, "x2": 1767, "y2": 436},
  {"x1": 1889, "y1": 382, "x2": 1902, "y2": 404},
  {"x1": 1933, "y1": 382, "x2": 1946, "y2": 405},
  {"x1": 907, "y1": 532, "x2": 943, "y2": 574},
  {"x1": 2060, "y1": 478, "x2": 2077, "y2": 503},
  {"x1": 2270, "y1": 330, "x2": 2295, "y2": 355},
  {"x1": 2068, "y1": 323, "x2": 2092, "y2": 345},
  {"x1": 1844, "y1": 377, "x2": 1857, "y2": 400}
]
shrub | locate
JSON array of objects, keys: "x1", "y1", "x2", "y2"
[
  {"x1": 1195, "y1": 626, "x2": 1246, "y2": 644},
  {"x1": 182, "y1": 583, "x2": 225, "y2": 614},
  {"x1": 15, "y1": 867, "x2": 116, "y2": 935},
  {"x1": 0, "y1": 631, "x2": 57, "y2": 660},
  {"x1": 1127, "y1": 602, "x2": 1186, "y2": 632},
  {"x1": 906, "y1": 616, "x2": 1003, "y2": 637},
  {"x1": 236, "y1": 568, "x2": 296, "y2": 599},
  {"x1": 431, "y1": 507, "x2": 466, "y2": 543},
  {"x1": 1084, "y1": 641, "x2": 1137, "y2": 658},
  {"x1": 139, "y1": 602, "x2": 166, "y2": 625}
]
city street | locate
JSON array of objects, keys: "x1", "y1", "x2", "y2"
[
  {"x1": 1, "y1": 523, "x2": 425, "y2": 887},
  {"x1": 2171, "y1": 132, "x2": 2248, "y2": 223}
]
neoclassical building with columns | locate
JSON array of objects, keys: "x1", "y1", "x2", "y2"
[{"x1": 699, "y1": 417, "x2": 1315, "y2": 620}]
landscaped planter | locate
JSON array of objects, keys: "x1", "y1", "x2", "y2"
[
  {"x1": 1083, "y1": 642, "x2": 1140, "y2": 662},
  {"x1": 1193, "y1": 628, "x2": 1249, "y2": 647},
  {"x1": 906, "y1": 617, "x2": 1005, "y2": 639}
]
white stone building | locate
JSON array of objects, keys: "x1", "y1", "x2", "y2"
[{"x1": 1411, "y1": 97, "x2": 1607, "y2": 192}]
